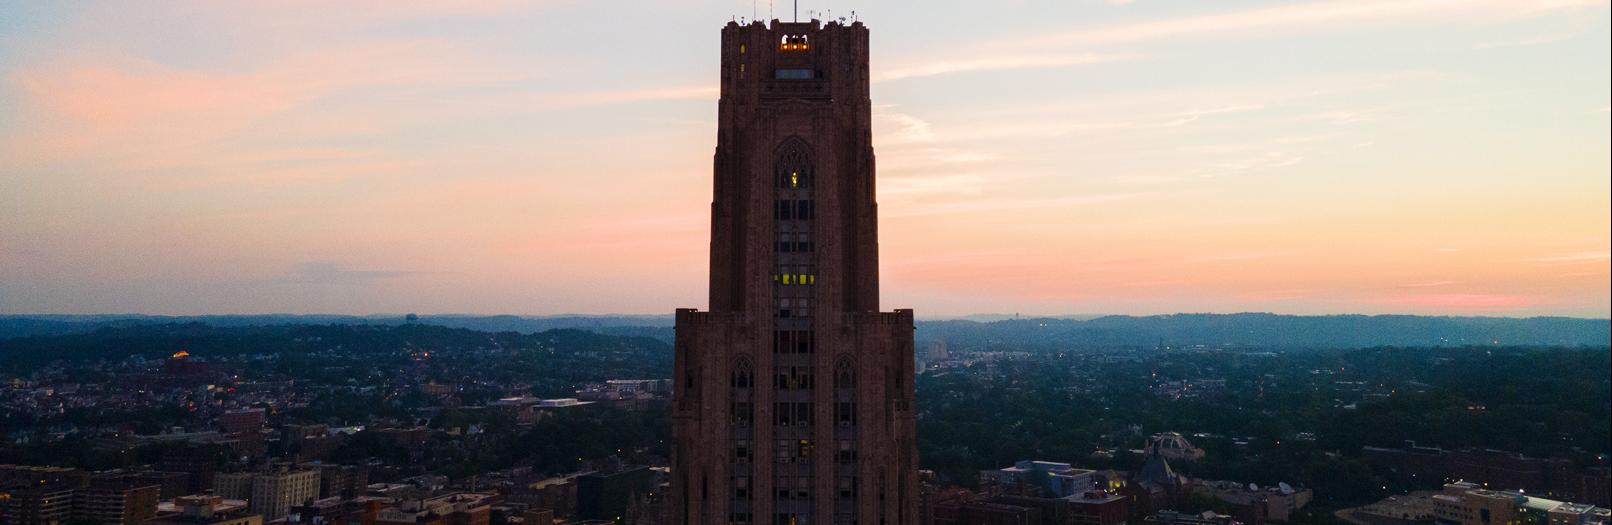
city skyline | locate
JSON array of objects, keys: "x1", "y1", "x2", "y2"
[{"x1": 2, "y1": 0, "x2": 1609, "y2": 318}]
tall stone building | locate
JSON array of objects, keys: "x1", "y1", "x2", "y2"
[{"x1": 672, "y1": 17, "x2": 917, "y2": 525}]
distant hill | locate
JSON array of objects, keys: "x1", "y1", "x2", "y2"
[
  {"x1": 0, "y1": 314, "x2": 673, "y2": 339},
  {"x1": 1, "y1": 313, "x2": 1605, "y2": 350},
  {"x1": 0, "y1": 322, "x2": 670, "y2": 373},
  {"x1": 917, "y1": 313, "x2": 1610, "y2": 350}
]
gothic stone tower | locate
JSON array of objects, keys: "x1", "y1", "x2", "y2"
[{"x1": 672, "y1": 18, "x2": 918, "y2": 525}]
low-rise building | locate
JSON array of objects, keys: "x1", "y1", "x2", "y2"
[
  {"x1": 1190, "y1": 480, "x2": 1312, "y2": 523},
  {"x1": 75, "y1": 472, "x2": 161, "y2": 525},
  {"x1": 377, "y1": 493, "x2": 495, "y2": 525},
  {"x1": 1432, "y1": 482, "x2": 1524, "y2": 525},
  {"x1": 212, "y1": 468, "x2": 320, "y2": 520},
  {"x1": 149, "y1": 496, "x2": 261, "y2": 525},
  {"x1": 982, "y1": 460, "x2": 1097, "y2": 498},
  {"x1": 1066, "y1": 490, "x2": 1132, "y2": 525},
  {"x1": 0, "y1": 483, "x2": 77, "y2": 525}
]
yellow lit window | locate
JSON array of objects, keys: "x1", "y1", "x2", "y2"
[
  {"x1": 740, "y1": 44, "x2": 747, "y2": 54},
  {"x1": 790, "y1": 171, "x2": 798, "y2": 188}
]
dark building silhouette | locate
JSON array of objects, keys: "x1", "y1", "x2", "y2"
[
  {"x1": 0, "y1": 483, "x2": 77, "y2": 525},
  {"x1": 0, "y1": 466, "x2": 86, "y2": 525},
  {"x1": 672, "y1": 16, "x2": 918, "y2": 525},
  {"x1": 159, "y1": 444, "x2": 229, "y2": 494},
  {"x1": 137, "y1": 471, "x2": 191, "y2": 499},
  {"x1": 1361, "y1": 442, "x2": 1611, "y2": 506},
  {"x1": 577, "y1": 465, "x2": 655, "y2": 521}
]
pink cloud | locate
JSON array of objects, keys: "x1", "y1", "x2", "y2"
[{"x1": 4, "y1": 39, "x2": 500, "y2": 167}]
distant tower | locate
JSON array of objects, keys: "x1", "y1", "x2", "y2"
[{"x1": 671, "y1": 17, "x2": 918, "y2": 525}]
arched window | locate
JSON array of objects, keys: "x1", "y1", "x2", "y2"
[
  {"x1": 834, "y1": 359, "x2": 857, "y2": 431},
  {"x1": 731, "y1": 360, "x2": 753, "y2": 389},
  {"x1": 731, "y1": 359, "x2": 754, "y2": 428},
  {"x1": 775, "y1": 137, "x2": 812, "y2": 189}
]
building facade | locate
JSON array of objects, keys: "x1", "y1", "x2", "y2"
[
  {"x1": 148, "y1": 496, "x2": 262, "y2": 525},
  {"x1": 1433, "y1": 482, "x2": 1523, "y2": 525},
  {"x1": 212, "y1": 469, "x2": 319, "y2": 520},
  {"x1": 671, "y1": 17, "x2": 918, "y2": 525},
  {"x1": 0, "y1": 484, "x2": 76, "y2": 525},
  {"x1": 75, "y1": 473, "x2": 161, "y2": 525}
]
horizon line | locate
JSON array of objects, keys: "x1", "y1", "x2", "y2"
[{"x1": 3, "y1": 311, "x2": 1608, "y2": 322}]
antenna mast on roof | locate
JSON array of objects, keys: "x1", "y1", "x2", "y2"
[{"x1": 794, "y1": 0, "x2": 798, "y2": 22}]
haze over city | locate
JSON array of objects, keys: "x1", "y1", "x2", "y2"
[{"x1": 2, "y1": 0, "x2": 1608, "y2": 317}]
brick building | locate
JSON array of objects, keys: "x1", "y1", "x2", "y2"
[{"x1": 671, "y1": 15, "x2": 917, "y2": 525}]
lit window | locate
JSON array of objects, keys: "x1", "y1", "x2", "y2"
[{"x1": 790, "y1": 171, "x2": 799, "y2": 188}]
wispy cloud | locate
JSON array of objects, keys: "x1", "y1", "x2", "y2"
[
  {"x1": 1398, "y1": 280, "x2": 1460, "y2": 288},
  {"x1": 1195, "y1": 251, "x2": 1292, "y2": 262},
  {"x1": 886, "y1": 192, "x2": 1145, "y2": 218},
  {"x1": 1157, "y1": 105, "x2": 1267, "y2": 127},
  {"x1": 881, "y1": 172, "x2": 1022, "y2": 198},
  {"x1": 519, "y1": 85, "x2": 718, "y2": 111},
  {"x1": 1382, "y1": 293, "x2": 1539, "y2": 310},
  {"x1": 877, "y1": 107, "x2": 936, "y2": 143},
  {"x1": 1235, "y1": 289, "x2": 1313, "y2": 301},
  {"x1": 1205, "y1": 151, "x2": 1306, "y2": 172},
  {"x1": 875, "y1": 53, "x2": 1138, "y2": 82},
  {"x1": 275, "y1": 262, "x2": 413, "y2": 285},
  {"x1": 996, "y1": 0, "x2": 1607, "y2": 49},
  {"x1": 1474, "y1": 32, "x2": 1579, "y2": 49},
  {"x1": 1526, "y1": 250, "x2": 1611, "y2": 265}
]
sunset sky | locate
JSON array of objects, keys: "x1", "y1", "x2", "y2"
[{"x1": 1, "y1": 0, "x2": 1608, "y2": 318}]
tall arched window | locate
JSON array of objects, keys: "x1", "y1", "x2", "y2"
[
  {"x1": 833, "y1": 359, "x2": 857, "y2": 431},
  {"x1": 731, "y1": 362, "x2": 752, "y2": 389},
  {"x1": 833, "y1": 358, "x2": 858, "y2": 519},
  {"x1": 730, "y1": 358, "x2": 754, "y2": 521},
  {"x1": 731, "y1": 358, "x2": 754, "y2": 427},
  {"x1": 775, "y1": 138, "x2": 813, "y2": 189}
]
